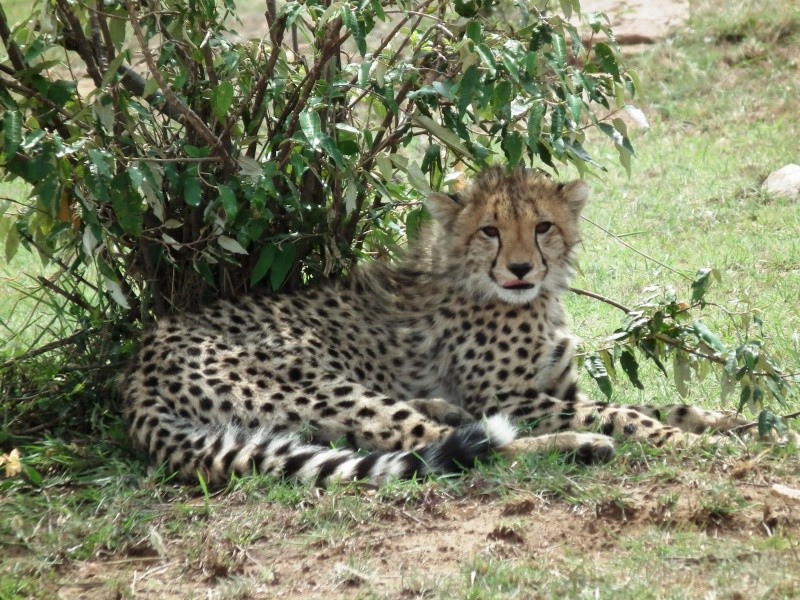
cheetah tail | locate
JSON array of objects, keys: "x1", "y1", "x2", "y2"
[{"x1": 139, "y1": 414, "x2": 516, "y2": 487}]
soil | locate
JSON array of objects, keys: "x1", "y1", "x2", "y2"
[
  {"x1": 581, "y1": 0, "x2": 689, "y2": 46},
  {"x1": 53, "y1": 468, "x2": 800, "y2": 599}
]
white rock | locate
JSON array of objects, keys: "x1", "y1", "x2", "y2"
[{"x1": 762, "y1": 164, "x2": 800, "y2": 200}]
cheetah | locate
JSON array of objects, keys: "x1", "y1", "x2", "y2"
[{"x1": 123, "y1": 167, "x2": 759, "y2": 487}]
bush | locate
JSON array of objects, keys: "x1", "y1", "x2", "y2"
[{"x1": 0, "y1": 0, "x2": 634, "y2": 320}]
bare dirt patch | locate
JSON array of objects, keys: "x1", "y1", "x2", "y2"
[
  {"x1": 582, "y1": 0, "x2": 689, "y2": 46},
  {"x1": 47, "y1": 460, "x2": 800, "y2": 599}
]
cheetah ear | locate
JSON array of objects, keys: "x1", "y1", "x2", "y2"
[
  {"x1": 560, "y1": 179, "x2": 589, "y2": 216},
  {"x1": 427, "y1": 192, "x2": 464, "y2": 227}
]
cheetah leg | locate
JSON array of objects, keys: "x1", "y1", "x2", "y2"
[
  {"x1": 497, "y1": 432, "x2": 615, "y2": 464},
  {"x1": 631, "y1": 404, "x2": 800, "y2": 444},
  {"x1": 491, "y1": 394, "x2": 721, "y2": 448},
  {"x1": 406, "y1": 398, "x2": 474, "y2": 426},
  {"x1": 630, "y1": 404, "x2": 746, "y2": 433},
  {"x1": 257, "y1": 378, "x2": 459, "y2": 452}
]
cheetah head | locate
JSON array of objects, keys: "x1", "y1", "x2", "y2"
[{"x1": 426, "y1": 168, "x2": 588, "y2": 304}]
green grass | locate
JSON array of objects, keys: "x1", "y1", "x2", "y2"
[{"x1": 2, "y1": 1, "x2": 800, "y2": 597}]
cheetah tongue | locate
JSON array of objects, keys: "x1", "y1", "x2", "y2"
[{"x1": 503, "y1": 280, "x2": 534, "y2": 290}]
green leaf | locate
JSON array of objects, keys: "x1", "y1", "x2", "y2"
[
  {"x1": 690, "y1": 268, "x2": 715, "y2": 303},
  {"x1": 342, "y1": 5, "x2": 366, "y2": 56},
  {"x1": 466, "y1": 21, "x2": 482, "y2": 44},
  {"x1": 3, "y1": 110, "x2": 22, "y2": 158},
  {"x1": 619, "y1": 349, "x2": 644, "y2": 390},
  {"x1": 218, "y1": 185, "x2": 238, "y2": 220},
  {"x1": 88, "y1": 149, "x2": 113, "y2": 178},
  {"x1": 550, "y1": 104, "x2": 565, "y2": 141},
  {"x1": 757, "y1": 409, "x2": 786, "y2": 439},
  {"x1": 22, "y1": 463, "x2": 42, "y2": 487},
  {"x1": 673, "y1": 352, "x2": 691, "y2": 398},
  {"x1": 738, "y1": 383, "x2": 752, "y2": 412},
  {"x1": 550, "y1": 31, "x2": 567, "y2": 71},
  {"x1": 103, "y1": 275, "x2": 130, "y2": 309},
  {"x1": 527, "y1": 103, "x2": 545, "y2": 149},
  {"x1": 763, "y1": 376, "x2": 786, "y2": 406},
  {"x1": 184, "y1": 168, "x2": 202, "y2": 207},
  {"x1": 567, "y1": 93, "x2": 582, "y2": 123},
  {"x1": 250, "y1": 244, "x2": 276, "y2": 287},
  {"x1": 218, "y1": 235, "x2": 248, "y2": 254},
  {"x1": 639, "y1": 338, "x2": 668, "y2": 377},
  {"x1": 319, "y1": 136, "x2": 345, "y2": 168},
  {"x1": 406, "y1": 208, "x2": 426, "y2": 240},
  {"x1": 110, "y1": 173, "x2": 143, "y2": 236},
  {"x1": 413, "y1": 115, "x2": 474, "y2": 158},
  {"x1": 501, "y1": 131, "x2": 523, "y2": 167},
  {"x1": 299, "y1": 109, "x2": 324, "y2": 148},
  {"x1": 270, "y1": 244, "x2": 296, "y2": 291},
  {"x1": 475, "y1": 44, "x2": 497, "y2": 76},
  {"x1": 455, "y1": 0, "x2": 480, "y2": 18},
  {"x1": 211, "y1": 81, "x2": 234, "y2": 121},
  {"x1": 594, "y1": 43, "x2": 620, "y2": 79},
  {"x1": 692, "y1": 321, "x2": 727, "y2": 354},
  {"x1": 741, "y1": 342, "x2": 760, "y2": 372},
  {"x1": 46, "y1": 80, "x2": 77, "y2": 107},
  {"x1": 101, "y1": 51, "x2": 129, "y2": 88},
  {"x1": 421, "y1": 144, "x2": 442, "y2": 174},
  {"x1": 4, "y1": 223, "x2": 20, "y2": 263},
  {"x1": 584, "y1": 352, "x2": 612, "y2": 399},
  {"x1": 457, "y1": 66, "x2": 481, "y2": 115}
]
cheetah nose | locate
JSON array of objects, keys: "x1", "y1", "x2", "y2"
[{"x1": 507, "y1": 263, "x2": 532, "y2": 279}]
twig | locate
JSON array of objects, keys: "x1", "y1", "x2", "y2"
[
  {"x1": 136, "y1": 156, "x2": 225, "y2": 164},
  {"x1": 36, "y1": 276, "x2": 94, "y2": 312},
  {"x1": 18, "y1": 232, "x2": 100, "y2": 294},
  {"x1": 0, "y1": 329, "x2": 92, "y2": 370},
  {"x1": 55, "y1": 0, "x2": 104, "y2": 86},
  {"x1": 124, "y1": 0, "x2": 233, "y2": 168},
  {"x1": 0, "y1": 3, "x2": 26, "y2": 71},
  {"x1": 569, "y1": 286, "x2": 632, "y2": 313},
  {"x1": 0, "y1": 75, "x2": 77, "y2": 123},
  {"x1": 729, "y1": 410, "x2": 800, "y2": 434},
  {"x1": 581, "y1": 214, "x2": 690, "y2": 279}
]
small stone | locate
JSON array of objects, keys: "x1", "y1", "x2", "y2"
[{"x1": 762, "y1": 164, "x2": 800, "y2": 200}]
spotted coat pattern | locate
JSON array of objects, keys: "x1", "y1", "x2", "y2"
[{"x1": 122, "y1": 168, "x2": 750, "y2": 486}]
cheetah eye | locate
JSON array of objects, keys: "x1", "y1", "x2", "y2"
[
  {"x1": 481, "y1": 226, "x2": 500, "y2": 238},
  {"x1": 535, "y1": 221, "x2": 553, "y2": 235}
]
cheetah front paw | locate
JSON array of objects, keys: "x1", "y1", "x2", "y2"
[
  {"x1": 497, "y1": 432, "x2": 616, "y2": 464},
  {"x1": 406, "y1": 398, "x2": 474, "y2": 426}
]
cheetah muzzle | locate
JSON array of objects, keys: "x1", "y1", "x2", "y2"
[{"x1": 122, "y1": 167, "x2": 773, "y2": 487}]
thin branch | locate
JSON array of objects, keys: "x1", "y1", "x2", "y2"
[
  {"x1": 19, "y1": 232, "x2": 101, "y2": 294},
  {"x1": 581, "y1": 214, "x2": 691, "y2": 279},
  {"x1": 570, "y1": 286, "x2": 632, "y2": 313},
  {"x1": 0, "y1": 3, "x2": 26, "y2": 71},
  {"x1": 36, "y1": 276, "x2": 95, "y2": 312},
  {"x1": 137, "y1": 156, "x2": 225, "y2": 164},
  {"x1": 729, "y1": 410, "x2": 800, "y2": 435},
  {"x1": 55, "y1": 0, "x2": 104, "y2": 86},
  {"x1": 124, "y1": 0, "x2": 233, "y2": 168},
  {"x1": 0, "y1": 328, "x2": 92, "y2": 370}
]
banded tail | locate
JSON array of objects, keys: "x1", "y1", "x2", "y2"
[{"x1": 133, "y1": 414, "x2": 516, "y2": 486}]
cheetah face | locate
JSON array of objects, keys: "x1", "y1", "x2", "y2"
[{"x1": 427, "y1": 169, "x2": 588, "y2": 304}]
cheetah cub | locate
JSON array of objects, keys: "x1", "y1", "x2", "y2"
[{"x1": 123, "y1": 168, "x2": 754, "y2": 486}]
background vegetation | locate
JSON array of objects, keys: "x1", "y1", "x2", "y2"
[{"x1": 0, "y1": 0, "x2": 799, "y2": 597}]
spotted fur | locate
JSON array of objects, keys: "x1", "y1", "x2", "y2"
[{"x1": 122, "y1": 168, "x2": 753, "y2": 486}]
